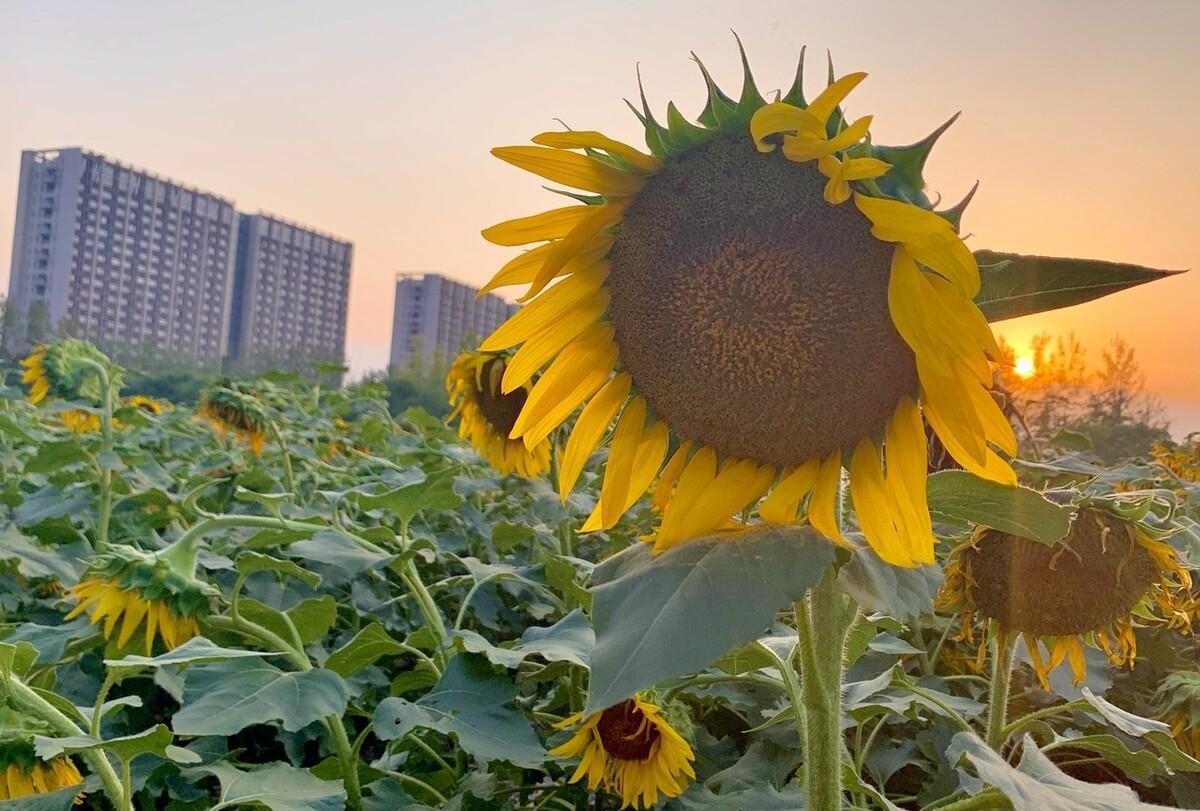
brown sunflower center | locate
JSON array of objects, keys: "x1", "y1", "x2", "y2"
[
  {"x1": 475, "y1": 359, "x2": 527, "y2": 437},
  {"x1": 964, "y1": 509, "x2": 1160, "y2": 636},
  {"x1": 597, "y1": 699, "x2": 660, "y2": 761},
  {"x1": 607, "y1": 135, "x2": 917, "y2": 466}
]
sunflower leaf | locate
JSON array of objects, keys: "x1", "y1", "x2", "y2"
[
  {"x1": 926, "y1": 471, "x2": 1075, "y2": 546},
  {"x1": 974, "y1": 251, "x2": 1184, "y2": 322},
  {"x1": 181, "y1": 761, "x2": 345, "y2": 811},
  {"x1": 586, "y1": 525, "x2": 835, "y2": 713}
]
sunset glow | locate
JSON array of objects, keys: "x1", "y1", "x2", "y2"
[{"x1": 1014, "y1": 356, "x2": 1036, "y2": 379}]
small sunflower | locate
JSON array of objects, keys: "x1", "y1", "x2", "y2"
[
  {"x1": 123, "y1": 394, "x2": 168, "y2": 415},
  {"x1": 550, "y1": 695, "x2": 696, "y2": 809},
  {"x1": 64, "y1": 544, "x2": 212, "y2": 655},
  {"x1": 60, "y1": 409, "x2": 102, "y2": 434},
  {"x1": 939, "y1": 506, "x2": 1196, "y2": 688},
  {"x1": 1154, "y1": 671, "x2": 1200, "y2": 757},
  {"x1": 0, "y1": 714, "x2": 85, "y2": 802},
  {"x1": 198, "y1": 382, "x2": 269, "y2": 455},
  {"x1": 446, "y1": 351, "x2": 551, "y2": 478},
  {"x1": 478, "y1": 41, "x2": 1015, "y2": 566}
]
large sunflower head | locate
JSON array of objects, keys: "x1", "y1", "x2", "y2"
[
  {"x1": 938, "y1": 506, "x2": 1196, "y2": 688},
  {"x1": 478, "y1": 41, "x2": 1015, "y2": 566},
  {"x1": 446, "y1": 351, "x2": 551, "y2": 478},
  {"x1": 1154, "y1": 671, "x2": 1200, "y2": 757},
  {"x1": 0, "y1": 710, "x2": 85, "y2": 802},
  {"x1": 198, "y1": 381, "x2": 269, "y2": 455},
  {"x1": 64, "y1": 543, "x2": 214, "y2": 655},
  {"x1": 20, "y1": 340, "x2": 114, "y2": 406},
  {"x1": 549, "y1": 694, "x2": 696, "y2": 809}
]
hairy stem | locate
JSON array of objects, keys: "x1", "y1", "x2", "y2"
[{"x1": 985, "y1": 629, "x2": 1018, "y2": 751}]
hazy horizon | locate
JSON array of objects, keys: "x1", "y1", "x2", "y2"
[{"x1": 3, "y1": 1, "x2": 1198, "y2": 432}]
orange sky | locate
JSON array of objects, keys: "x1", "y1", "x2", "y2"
[{"x1": 2, "y1": 2, "x2": 1197, "y2": 431}]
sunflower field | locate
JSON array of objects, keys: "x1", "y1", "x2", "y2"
[{"x1": 4, "y1": 42, "x2": 1200, "y2": 811}]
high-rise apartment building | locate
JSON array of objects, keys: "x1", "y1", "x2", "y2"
[
  {"x1": 228, "y1": 213, "x2": 352, "y2": 372},
  {"x1": 388, "y1": 273, "x2": 517, "y2": 368},
  {"x1": 6, "y1": 148, "x2": 238, "y2": 365},
  {"x1": 6, "y1": 148, "x2": 353, "y2": 372}
]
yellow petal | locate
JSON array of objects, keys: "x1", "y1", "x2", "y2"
[
  {"x1": 596, "y1": 397, "x2": 649, "y2": 529},
  {"x1": 652, "y1": 440, "x2": 693, "y2": 513},
  {"x1": 520, "y1": 201, "x2": 628, "y2": 301},
  {"x1": 491, "y1": 146, "x2": 644, "y2": 196},
  {"x1": 654, "y1": 447, "x2": 718, "y2": 552},
  {"x1": 808, "y1": 451, "x2": 846, "y2": 544},
  {"x1": 531, "y1": 131, "x2": 661, "y2": 174},
  {"x1": 759, "y1": 459, "x2": 821, "y2": 524},
  {"x1": 117, "y1": 593, "x2": 150, "y2": 648},
  {"x1": 511, "y1": 323, "x2": 617, "y2": 444},
  {"x1": 884, "y1": 397, "x2": 935, "y2": 564},
  {"x1": 671, "y1": 459, "x2": 775, "y2": 542},
  {"x1": 479, "y1": 265, "x2": 609, "y2": 352},
  {"x1": 558, "y1": 373, "x2": 631, "y2": 501},
  {"x1": 501, "y1": 292, "x2": 609, "y2": 393},
  {"x1": 850, "y1": 437, "x2": 912, "y2": 567},
  {"x1": 805, "y1": 71, "x2": 868, "y2": 125},
  {"x1": 750, "y1": 102, "x2": 823, "y2": 152},
  {"x1": 481, "y1": 205, "x2": 594, "y2": 246},
  {"x1": 582, "y1": 420, "x2": 668, "y2": 531}
]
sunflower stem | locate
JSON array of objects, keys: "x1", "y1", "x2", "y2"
[
  {"x1": 269, "y1": 420, "x2": 298, "y2": 498},
  {"x1": 985, "y1": 628, "x2": 1018, "y2": 751},
  {"x1": 795, "y1": 567, "x2": 852, "y2": 811},
  {"x1": 91, "y1": 363, "x2": 117, "y2": 553},
  {"x1": 7, "y1": 673, "x2": 128, "y2": 807}
]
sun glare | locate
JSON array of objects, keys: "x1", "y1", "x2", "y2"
[{"x1": 1014, "y1": 355, "x2": 1036, "y2": 379}]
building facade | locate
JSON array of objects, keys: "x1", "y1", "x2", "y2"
[
  {"x1": 228, "y1": 213, "x2": 352, "y2": 372},
  {"x1": 6, "y1": 148, "x2": 238, "y2": 365},
  {"x1": 388, "y1": 273, "x2": 517, "y2": 369}
]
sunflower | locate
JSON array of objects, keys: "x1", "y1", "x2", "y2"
[
  {"x1": 446, "y1": 351, "x2": 552, "y2": 478},
  {"x1": 550, "y1": 694, "x2": 695, "y2": 809},
  {"x1": 938, "y1": 507, "x2": 1196, "y2": 688},
  {"x1": 198, "y1": 382, "x2": 269, "y2": 454},
  {"x1": 64, "y1": 544, "x2": 212, "y2": 655},
  {"x1": 477, "y1": 42, "x2": 1015, "y2": 566},
  {"x1": 123, "y1": 394, "x2": 168, "y2": 415},
  {"x1": 0, "y1": 713, "x2": 85, "y2": 803},
  {"x1": 60, "y1": 409, "x2": 102, "y2": 434},
  {"x1": 20, "y1": 340, "x2": 113, "y2": 405},
  {"x1": 1154, "y1": 671, "x2": 1200, "y2": 757}
]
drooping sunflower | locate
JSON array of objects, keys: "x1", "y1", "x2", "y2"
[
  {"x1": 478, "y1": 42, "x2": 1015, "y2": 566},
  {"x1": 123, "y1": 394, "x2": 168, "y2": 415},
  {"x1": 939, "y1": 506, "x2": 1196, "y2": 688},
  {"x1": 198, "y1": 382, "x2": 269, "y2": 455},
  {"x1": 65, "y1": 544, "x2": 212, "y2": 655},
  {"x1": 0, "y1": 711, "x2": 85, "y2": 802},
  {"x1": 20, "y1": 340, "x2": 113, "y2": 405},
  {"x1": 1154, "y1": 671, "x2": 1200, "y2": 757},
  {"x1": 550, "y1": 694, "x2": 695, "y2": 809},
  {"x1": 446, "y1": 351, "x2": 551, "y2": 478}
]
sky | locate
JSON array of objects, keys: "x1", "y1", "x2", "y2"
[{"x1": 2, "y1": 1, "x2": 1198, "y2": 431}]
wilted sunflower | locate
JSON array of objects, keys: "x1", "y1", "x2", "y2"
[
  {"x1": 198, "y1": 382, "x2": 269, "y2": 454},
  {"x1": 939, "y1": 506, "x2": 1196, "y2": 687},
  {"x1": 550, "y1": 695, "x2": 695, "y2": 809},
  {"x1": 478, "y1": 42, "x2": 1014, "y2": 565},
  {"x1": 446, "y1": 351, "x2": 551, "y2": 478},
  {"x1": 65, "y1": 544, "x2": 212, "y2": 654},
  {"x1": 1154, "y1": 671, "x2": 1200, "y2": 757},
  {"x1": 0, "y1": 712, "x2": 85, "y2": 802}
]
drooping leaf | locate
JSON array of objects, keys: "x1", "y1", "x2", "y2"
[
  {"x1": 927, "y1": 471, "x2": 1075, "y2": 545},
  {"x1": 837, "y1": 540, "x2": 943, "y2": 620},
  {"x1": 34, "y1": 724, "x2": 194, "y2": 764},
  {"x1": 235, "y1": 551, "x2": 321, "y2": 589},
  {"x1": 373, "y1": 654, "x2": 544, "y2": 766},
  {"x1": 586, "y1": 525, "x2": 835, "y2": 713},
  {"x1": 105, "y1": 637, "x2": 283, "y2": 669},
  {"x1": 974, "y1": 250, "x2": 1183, "y2": 322},
  {"x1": 0, "y1": 527, "x2": 90, "y2": 582},
  {"x1": 184, "y1": 762, "x2": 345, "y2": 811},
  {"x1": 172, "y1": 658, "x2": 349, "y2": 736},
  {"x1": 1080, "y1": 688, "x2": 1200, "y2": 771},
  {"x1": 453, "y1": 609, "x2": 594, "y2": 669}
]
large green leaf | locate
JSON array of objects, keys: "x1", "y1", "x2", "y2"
[
  {"x1": 927, "y1": 470, "x2": 1075, "y2": 545},
  {"x1": 974, "y1": 250, "x2": 1182, "y2": 322},
  {"x1": 453, "y1": 609, "x2": 594, "y2": 669},
  {"x1": 837, "y1": 541, "x2": 943, "y2": 621},
  {"x1": 172, "y1": 658, "x2": 349, "y2": 736},
  {"x1": 352, "y1": 473, "x2": 462, "y2": 525},
  {"x1": 325, "y1": 622, "x2": 405, "y2": 678},
  {"x1": 586, "y1": 525, "x2": 835, "y2": 713},
  {"x1": 184, "y1": 762, "x2": 345, "y2": 811},
  {"x1": 1080, "y1": 688, "x2": 1200, "y2": 771},
  {"x1": 239, "y1": 595, "x2": 338, "y2": 646},
  {"x1": 34, "y1": 724, "x2": 198, "y2": 764},
  {"x1": 14, "y1": 485, "x2": 91, "y2": 526},
  {"x1": 0, "y1": 528, "x2": 90, "y2": 581},
  {"x1": 373, "y1": 654, "x2": 544, "y2": 766},
  {"x1": 953, "y1": 732, "x2": 1167, "y2": 809}
]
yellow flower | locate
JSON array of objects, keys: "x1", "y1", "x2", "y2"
[
  {"x1": 0, "y1": 757, "x2": 84, "y2": 801},
  {"x1": 198, "y1": 383, "x2": 269, "y2": 455},
  {"x1": 65, "y1": 576, "x2": 201, "y2": 655},
  {"x1": 550, "y1": 695, "x2": 695, "y2": 809},
  {"x1": 938, "y1": 507, "x2": 1196, "y2": 689},
  {"x1": 478, "y1": 43, "x2": 1015, "y2": 566},
  {"x1": 19, "y1": 348, "x2": 51, "y2": 404},
  {"x1": 446, "y1": 351, "x2": 551, "y2": 478},
  {"x1": 60, "y1": 409, "x2": 101, "y2": 434},
  {"x1": 124, "y1": 394, "x2": 167, "y2": 415}
]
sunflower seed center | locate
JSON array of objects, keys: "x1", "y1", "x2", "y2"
[{"x1": 597, "y1": 700, "x2": 660, "y2": 761}]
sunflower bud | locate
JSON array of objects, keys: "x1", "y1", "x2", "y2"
[
  {"x1": 20, "y1": 340, "x2": 116, "y2": 406},
  {"x1": 198, "y1": 381, "x2": 270, "y2": 455},
  {"x1": 64, "y1": 541, "x2": 215, "y2": 655},
  {"x1": 0, "y1": 710, "x2": 85, "y2": 801}
]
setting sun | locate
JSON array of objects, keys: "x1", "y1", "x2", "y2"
[{"x1": 1014, "y1": 355, "x2": 1036, "y2": 379}]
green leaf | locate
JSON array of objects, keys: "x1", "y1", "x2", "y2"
[
  {"x1": 105, "y1": 637, "x2": 283, "y2": 669},
  {"x1": 34, "y1": 724, "x2": 192, "y2": 764},
  {"x1": 5, "y1": 620, "x2": 94, "y2": 665},
  {"x1": 325, "y1": 623, "x2": 405, "y2": 678},
  {"x1": 14, "y1": 485, "x2": 91, "y2": 527},
  {"x1": 837, "y1": 541, "x2": 943, "y2": 621},
  {"x1": 352, "y1": 474, "x2": 462, "y2": 525},
  {"x1": 974, "y1": 250, "x2": 1183, "y2": 322},
  {"x1": 172, "y1": 658, "x2": 349, "y2": 736},
  {"x1": 0, "y1": 784, "x2": 95, "y2": 810},
  {"x1": 586, "y1": 525, "x2": 835, "y2": 713},
  {"x1": 0, "y1": 528, "x2": 89, "y2": 581},
  {"x1": 235, "y1": 551, "x2": 321, "y2": 589},
  {"x1": 1042, "y1": 734, "x2": 1169, "y2": 782},
  {"x1": 953, "y1": 732, "x2": 1164, "y2": 809},
  {"x1": 927, "y1": 471, "x2": 1075, "y2": 545},
  {"x1": 184, "y1": 762, "x2": 345, "y2": 811},
  {"x1": 453, "y1": 609, "x2": 594, "y2": 669},
  {"x1": 373, "y1": 654, "x2": 544, "y2": 766},
  {"x1": 289, "y1": 530, "x2": 391, "y2": 574},
  {"x1": 0, "y1": 641, "x2": 38, "y2": 679},
  {"x1": 239, "y1": 595, "x2": 338, "y2": 645},
  {"x1": 1080, "y1": 688, "x2": 1200, "y2": 772},
  {"x1": 25, "y1": 440, "x2": 89, "y2": 474}
]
